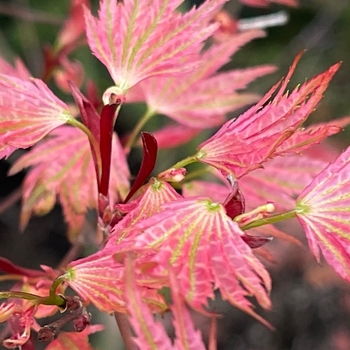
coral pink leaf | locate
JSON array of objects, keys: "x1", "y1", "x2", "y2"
[
  {"x1": 84, "y1": 0, "x2": 226, "y2": 91},
  {"x1": 275, "y1": 116, "x2": 350, "y2": 156},
  {"x1": 124, "y1": 257, "x2": 174, "y2": 350},
  {"x1": 109, "y1": 179, "x2": 181, "y2": 243},
  {"x1": 0, "y1": 257, "x2": 46, "y2": 278},
  {"x1": 131, "y1": 198, "x2": 271, "y2": 323},
  {"x1": 99, "y1": 103, "x2": 119, "y2": 196},
  {"x1": 124, "y1": 132, "x2": 158, "y2": 203},
  {"x1": 296, "y1": 145, "x2": 350, "y2": 282},
  {"x1": 196, "y1": 58, "x2": 340, "y2": 178},
  {"x1": 10, "y1": 127, "x2": 129, "y2": 239},
  {"x1": 64, "y1": 250, "x2": 125, "y2": 313},
  {"x1": 239, "y1": 154, "x2": 330, "y2": 212},
  {"x1": 168, "y1": 268, "x2": 206, "y2": 350},
  {"x1": 0, "y1": 75, "x2": 73, "y2": 159},
  {"x1": 223, "y1": 175, "x2": 245, "y2": 219}
]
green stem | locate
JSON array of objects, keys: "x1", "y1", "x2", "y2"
[
  {"x1": 241, "y1": 210, "x2": 297, "y2": 231},
  {"x1": 0, "y1": 291, "x2": 65, "y2": 307},
  {"x1": 125, "y1": 108, "x2": 155, "y2": 151},
  {"x1": 50, "y1": 276, "x2": 65, "y2": 299},
  {"x1": 171, "y1": 154, "x2": 198, "y2": 169}
]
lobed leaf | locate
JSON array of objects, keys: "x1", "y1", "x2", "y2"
[
  {"x1": 196, "y1": 56, "x2": 340, "y2": 178},
  {"x1": 0, "y1": 75, "x2": 73, "y2": 159},
  {"x1": 84, "y1": 0, "x2": 226, "y2": 92},
  {"x1": 296, "y1": 145, "x2": 350, "y2": 282}
]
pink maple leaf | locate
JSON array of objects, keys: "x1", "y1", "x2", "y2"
[
  {"x1": 295, "y1": 145, "x2": 350, "y2": 282},
  {"x1": 64, "y1": 248, "x2": 167, "y2": 314},
  {"x1": 124, "y1": 257, "x2": 207, "y2": 350},
  {"x1": 84, "y1": 0, "x2": 226, "y2": 92},
  {"x1": 0, "y1": 74, "x2": 73, "y2": 159},
  {"x1": 9, "y1": 126, "x2": 129, "y2": 241},
  {"x1": 195, "y1": 55, "x2": 340, "y2": 178},
  {"x1": 126, "y1": 30, "x2": 275, "y2": 128},
  {"x1": 127, "y1": 197, "x2": 272, "y2": 327}
]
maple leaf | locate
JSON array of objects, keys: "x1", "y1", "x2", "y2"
[
  {"x1": 126, "y1": 30, "x2": 274, "y2": 128},
  {"x1": 84, "y1": 0, "x2": 226, "y2": 92},
  {"x1": 109, "y1": 178, "x2": 181, "y2": 242},
  {"x1": 295, "y1": 145, "x2": 350, "y2": 282},
  {"x1": 127, "y1": 197, "x2": 272, "y2": 327},
  {"x1": 124, "y1": 257, "x2": 206, "y2": 350},
  {"x1": 0, "y1": 74, "x2": 73, "y2": 159},
  {"x1": 10, "y1": 126, "x2": 129, "y2": 241},
  {"x1": 195, "y1": 55, "x2": 340, "y2": 178}
]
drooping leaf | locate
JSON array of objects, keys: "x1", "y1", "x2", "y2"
[
  {"x1": 10, "y1": 126, "x2": 129, "y2": 240},
  {"x1": 295, "y1": 145, "x2": 350, "y2": 282},
  {"x1": 169, "y1": 268, "x2": 206, "y2": 350},
  {"x1": 0, "y1": 75, "x2": 73, "y2": 159},
  {"x1": 124, "y1": 257, "x2": 174, "y2": 350}
]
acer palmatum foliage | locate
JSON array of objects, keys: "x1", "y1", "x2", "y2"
[{"x1": 0, "y1": 0, "x2": 350, "y2": 349}]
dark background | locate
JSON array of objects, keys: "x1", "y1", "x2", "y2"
[{"x1": 1, "y1": 0, "x2": 350, "y2": 349}]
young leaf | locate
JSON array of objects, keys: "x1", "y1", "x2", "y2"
[
  {"x1": 124, "y1": 133, "x2": 158, "y2": 203},
  {"x1": 295, "y1": 145, "x2": 350, "y2": 282}
]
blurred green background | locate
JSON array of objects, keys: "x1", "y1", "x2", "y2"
[{"x1": 1, "y1": 0, "x2": 350, "y2": 349}]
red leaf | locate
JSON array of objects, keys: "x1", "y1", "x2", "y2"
[
  {"x1": 99, "y1": 104, "x2": 118, "y2": 196},
  {"x1": 124, "y1": 133, "x2": 158, "y2": 203},
  {"x1": 223, "y1": 175, "x2": 245, "y2": 218},
  {"x1": 0, "y1": 257, "x2": 45, "y2": 278}
]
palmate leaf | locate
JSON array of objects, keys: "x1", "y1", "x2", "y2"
[
  {"x1": 84, "y1": 0, "x2": 226, "y2": 92},
  {"x1": 10, "y1": 126, "x2": 129, "y2": 241},
  {"x1": 296, "y1": 145, "x2": 350, "y2": 282},
  {"x1": 130, "y1": 30, "x2": 274, "y2": 128},
  {"x1": 130, "y1": 198, "x2": 271, "y2": 326},
  {"x1": 196, "y1": 55, "x2": 340, "y2": 178},
  {"x1": 0, "y1": 74, "x2": 73, "y2": 159}
]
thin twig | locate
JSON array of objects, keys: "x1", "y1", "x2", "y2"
[{"x1": 114, "y1": 312, "x2": 137, "y2": 350}]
